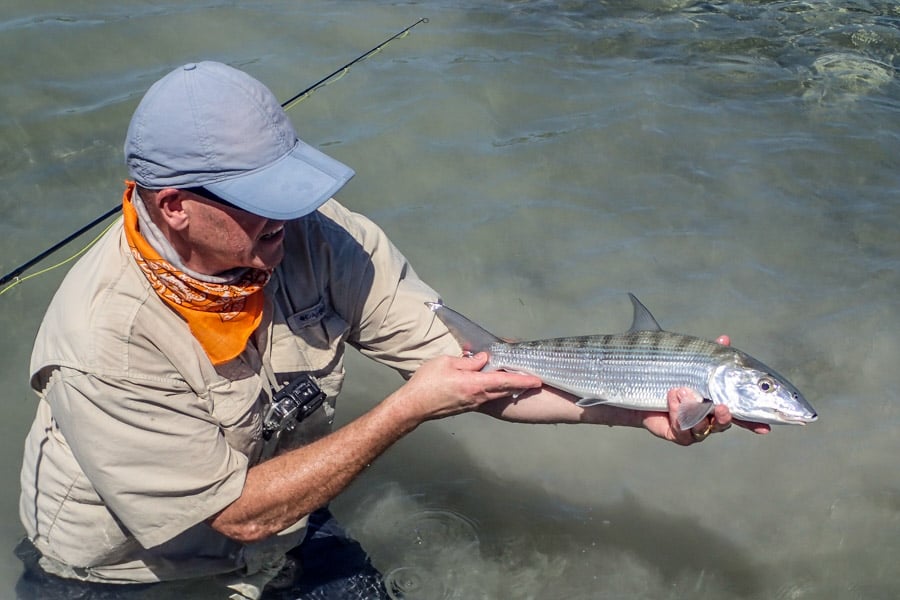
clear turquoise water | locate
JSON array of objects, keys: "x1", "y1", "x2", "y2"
[{"x1": 1, "y1": 1, "x2": 898, "y2": 598}]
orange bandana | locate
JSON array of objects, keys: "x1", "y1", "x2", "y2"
[{"x1": 121, "y1": 181, "x2": 271, "y2": 365}]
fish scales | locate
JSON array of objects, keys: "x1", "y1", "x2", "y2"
[
  {"x1": 425, "y1": 295, "x2": 817, "y2": 426},
  {"x1": 489, "y1": 332, "x2": 728, "y2": 410}
]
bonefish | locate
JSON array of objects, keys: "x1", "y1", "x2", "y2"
[{"x1": 426, "y1": 295, "x2": 817, "y2": 428}]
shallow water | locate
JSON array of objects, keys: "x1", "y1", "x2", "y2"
[{"x1": 1, "y1": 0, "x2": 898, "y2": 598}]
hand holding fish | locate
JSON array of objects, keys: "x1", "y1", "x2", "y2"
[
  {"x1": 637, "y1": 337, "x2": 772, "y2": 445},
  {"x1": 642, "y1": 387, "x2": 770, "y2": 446},
  {"x1": 391, "y1": 353, "x2": 542, "y2": 424}
]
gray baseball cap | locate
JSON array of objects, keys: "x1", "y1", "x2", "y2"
[{"x1": 124, "y1": 61, "x2": 354, "y2": 220}]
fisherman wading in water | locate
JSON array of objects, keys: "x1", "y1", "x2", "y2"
[{"x1": 15, "y1": 61, "x2": 766, "y2": 599}]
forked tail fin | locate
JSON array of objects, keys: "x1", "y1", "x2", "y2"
[{"x1": 425, "y1": 301, "x2": 502, "y2": 355}]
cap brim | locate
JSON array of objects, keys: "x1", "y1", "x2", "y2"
[{"x1": 204, "y1": 139, "x2": 354, "y2": 220}]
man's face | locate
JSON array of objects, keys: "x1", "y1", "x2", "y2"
[{"x1": 178, "y1": 191, "x2": 286, "y2": 275}]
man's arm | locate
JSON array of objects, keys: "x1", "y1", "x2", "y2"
[
  {"x1": 476, "y1": 385, "x2": 770, "y2": 444},
  {"x1": 208, "y1": 353, "x2": 541, "y2": 543}
]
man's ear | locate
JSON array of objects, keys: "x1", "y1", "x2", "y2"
[{"x1": 156, "y1": 188, "x2": 190, "y2": 231}]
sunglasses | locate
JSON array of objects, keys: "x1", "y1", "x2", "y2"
[{"x1": 184, "y1": 187, "x2": 244, "y2": 211}]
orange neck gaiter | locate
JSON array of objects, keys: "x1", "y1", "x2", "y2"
[{"x1": 121, "y1": 181, "x2": 271, "y2": 365}]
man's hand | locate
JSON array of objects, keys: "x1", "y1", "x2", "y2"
[
  {"x1": 392, "y1": 353, "x2": 543, "y2": 423},
  {"x1": 639, "y1": 333, "x2": 771, "y2": 444},
  {"x1": 639, "y1": 387, "x2": 771, "y2": 445}
]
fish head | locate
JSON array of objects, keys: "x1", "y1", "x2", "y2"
[{"x1": 709, "y1": 355, "x2": 817, "y2": 425}]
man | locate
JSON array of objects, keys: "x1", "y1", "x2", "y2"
[{"x1": 17, "y1": 61, "x2": 761, "y2": 599}]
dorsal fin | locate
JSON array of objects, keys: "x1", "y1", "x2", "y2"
[{"x1": 627, "y1": 293, "x2": 663, "y2": 333}]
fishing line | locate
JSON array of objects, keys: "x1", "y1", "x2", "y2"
[
  {"x1": 0, "y1": 17, "x2": 429, "y2": 294},
  {"x1": 0, "y1": 220, "x2": 118, "y2": 297}
]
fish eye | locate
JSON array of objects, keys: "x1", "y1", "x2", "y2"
[{"x1": 758, "y1": 376, "x2": 778, "y2": 393}]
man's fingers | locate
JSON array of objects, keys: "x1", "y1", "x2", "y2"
[
  {"x1": 689, "y1": 418, "x2": 715, "y2": 442},
  {"x1": 480, "y1": 371, "x2": 542, "y2": 395},
  {"x1": 453, "y1": 353, "x2": 542, "y2": 393},
  {"x1": 455, "y1": 352, "x2": 489, "y2": 370},
  {"x1": 733, "y1": 419, "x2": 771, "y2": 435},
  {"x1": 690, "y1": 411, "x2": 733, "y2": 442},
  {"x1": 711, "y1": 403, "x2": 733, "y2": 428},
  {"x1": 669, "y1": 388, "x2": 736, "y2": 444}
]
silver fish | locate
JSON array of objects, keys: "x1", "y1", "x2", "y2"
[{"x1": 426, "y1": 294, "x2": 817, "y2": 428}]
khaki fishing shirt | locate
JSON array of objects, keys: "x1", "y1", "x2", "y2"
[{"x1": 18, "y1": 197, "x2": 458, "y2": 586}]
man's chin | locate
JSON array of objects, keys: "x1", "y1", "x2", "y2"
[{"x1": 252, "y1": 247, "x2": 285, "y2": 271}]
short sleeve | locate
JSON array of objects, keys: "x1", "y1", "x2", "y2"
[
  {"x1": 316, "y1": 202, "x2": 461, "y2": 376},
  {"x1": 44, "y1": 367, "x2": 248, "y2": 549}
]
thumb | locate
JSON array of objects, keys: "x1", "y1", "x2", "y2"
[{"x1": 457, "y1": 352, "x2": 490, "y2": 371}]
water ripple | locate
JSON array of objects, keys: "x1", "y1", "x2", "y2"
[
  {"x1": 384, "y1": 566, "x2": 452, "y2": 600},
  {"x1": 380, "y1": 508, "x2": 480, "y2": 599}
]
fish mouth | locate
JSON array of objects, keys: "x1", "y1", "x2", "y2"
[{"x1": 778, "y1": 410, "x2": 818, "y2": 424}]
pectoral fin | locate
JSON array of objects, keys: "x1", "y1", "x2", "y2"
[
  {"x1": 676, "y1": 399, "x2": 716, "y2": 430},
  {"x1": 575, "y1": 398, "x2": 608, "y2": 407}
]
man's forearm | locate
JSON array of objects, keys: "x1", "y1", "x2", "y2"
[
  {"x1": 476, "y1": 386, "x2": 644, "y2": 428},
  {"x1": 209, "y1": 391, "x2": 420, "y2": 543},
  {"x1": 209, "y1": 354, "x2": 543, "y2": 543}
]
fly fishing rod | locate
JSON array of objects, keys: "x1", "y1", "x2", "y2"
[{"x1": 0, "y1": 17, "x2": 429, "y2": 289}]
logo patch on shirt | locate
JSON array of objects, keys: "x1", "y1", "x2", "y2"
[{"x1": 287, "y1": 299, "x2": 327, "y2": 331}]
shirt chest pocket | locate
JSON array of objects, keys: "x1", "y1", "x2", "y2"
[
  {"x1": 266, "y1": 298, "x2": 350, "y2": 449},
  {"x1": 270, "y1": 298, "x2": 350, "y2": 396}
]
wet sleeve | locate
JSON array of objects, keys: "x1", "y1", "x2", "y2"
[{"x1": 43, "y1": 366, "x2": 248, "y2": 549}]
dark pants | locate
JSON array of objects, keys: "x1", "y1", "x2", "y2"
[
  {"x1": 15, "y1": 508, "x2": 389, "y2": 600},
  {"x1": 262, "y1": 508, "x2": 389, "y2": 600}
]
